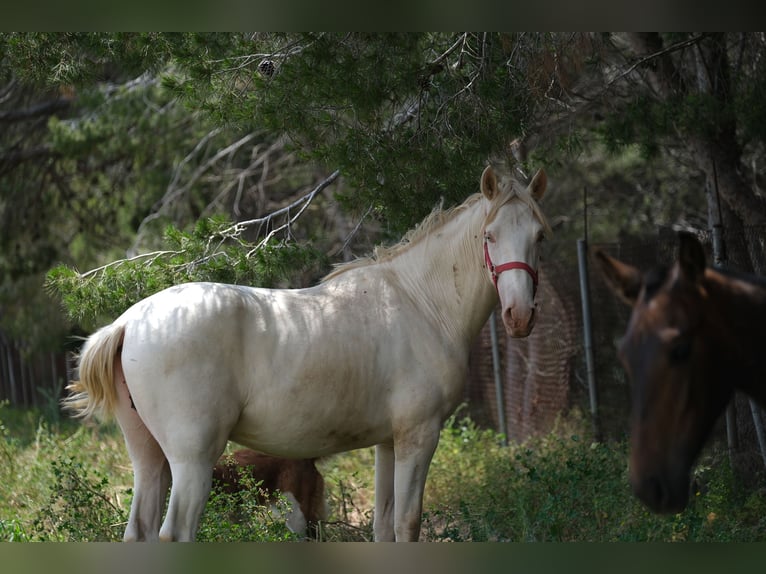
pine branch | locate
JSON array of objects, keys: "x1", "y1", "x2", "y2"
[
  {"x1": 606, "y1": 33, "x2": 708, "y2": 90},
  {"x1": 78, "y1": 250, "x2": 185, "y2": 279},
  {"x1": 79, "y1": 169, "x2": 340, "y2": 281}
]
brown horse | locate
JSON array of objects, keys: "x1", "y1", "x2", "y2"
[
  {"x1": 212, "y1": 449, "x2": 327, "y2": 539},
  {"x1": 594, "y1": 231, "x2": 766, "y2": 514}
]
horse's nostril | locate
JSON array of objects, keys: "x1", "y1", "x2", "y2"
[{"x1": 503, "y1": 306, "x2": 535, "y2": 323}]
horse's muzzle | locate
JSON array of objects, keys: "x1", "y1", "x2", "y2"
[
  {"x1": 503, "y1": 306, "x2": 536, "y2": 338},
  {"x1": 630, "y1": 469, "x2": 690, "y2": 514}
]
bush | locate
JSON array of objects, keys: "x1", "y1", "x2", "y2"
[
  {"x1": 422, "y1": 411, "x2": 766, "y2": 541},
  {"x1": 197, "y1": 468, "x2": 299, "y2": 542},
  {"x1": 2, "y1": 402, "x2": 765, "y2": 542},
  {"x1": 30, "y1": 456, "x2": 128, "y2": 541}
]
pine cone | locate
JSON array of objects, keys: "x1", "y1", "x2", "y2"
[{"x1": 258, "y1": 59, "x2": 276, "y2": 78}]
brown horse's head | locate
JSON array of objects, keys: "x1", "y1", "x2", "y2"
[{"x1": 593, "y1": 232, "x2": 734, "y2": 514}]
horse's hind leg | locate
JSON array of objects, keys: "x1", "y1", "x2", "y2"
[
  {"x1": 114, "y1": 378, "x2": 170, "y2": 542},
  {"x1": 156, "y1": 419, "x2": 233, "y2": 541},
  {"x1": 159, "y1": 460, "x2": 216, "y2": 541}
]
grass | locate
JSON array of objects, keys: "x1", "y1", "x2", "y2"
[{"x1": 1, "y1": 401, "x2": 765, "y2": 542}]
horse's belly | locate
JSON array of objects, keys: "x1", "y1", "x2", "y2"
[{"x1": 229, "y1": 409, "x2": 390, "y2": 458}]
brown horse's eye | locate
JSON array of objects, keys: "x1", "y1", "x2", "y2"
[{"x1": 669, "y1": 339, "x2": 692, "y2": 363}]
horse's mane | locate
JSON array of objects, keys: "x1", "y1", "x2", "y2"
[{"x1": 322, "y1": 169, "x2": 550, "y2": 282}]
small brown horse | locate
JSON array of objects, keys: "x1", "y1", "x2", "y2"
[
  {"x1": 212, "y1": 449, "x2": 327, "y2": 538},
  {"x1": 594, "y1": 231, "x2": 766, "y2": 514}
]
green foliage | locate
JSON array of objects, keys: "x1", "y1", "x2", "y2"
[
  {"x1": 1, "y1": 403, "x2": 765, "y2": 542},
  {"x1": 162, "y1": 33, "x2": 533, "y2": 233},
  {"x1": 30, "y1": 456, "x2": 128, "y2": 541},
  {"x1": 45, "y1": 215, "x2": 325, "y2": 327},
  {"x1": 198, "y1": 469, "x2": 298, "y2": 542},
  {"x1": 422, "y1": 413, "x2": 766, "y2": 541},
  {"x1": 0, "y1": 518, "x2": 29, "y2": 542},
  {"x1": 0, "y1": 34, "x2": 223, "y2": 349},
  {"x1": 1, "y1": 33, "x2": 168, "y2": 87},
  {"x1": 5, "y1": 32, "x2": 766, "y2": 352},
  {"x1": 0, "y1": 401, "x2": 129, "y2": 542},
  {"x1": 599, "y1": 92, "x2": 740, "y2": 159},
  {"x1": 316, "y1": 446, "x2": 375, "y2": 542},
  {"x1": 0, "y1": 403, "x2": 309, "y2": 542}
]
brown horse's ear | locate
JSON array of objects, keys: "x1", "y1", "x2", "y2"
[
  {"x1": 528, "y1": 168, "x2": 547, "y2": 201},
  {"x1": 481, "y1": 165, "x2": 499, "y2": 200},
  {"x1": 677, "y1": 231, "x2": 706, "y2": 283},
  {"x1": 592, "y1": 248, "x2": 643, "y2": 305}
]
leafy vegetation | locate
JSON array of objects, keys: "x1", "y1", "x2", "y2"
[
  {"x1": 2, "y1": 402, "x2": 764, "y2": 542},
  {"x1": 3, "y1": 33, "x2": 766, "y2": 350},
  {"x1": 46, "y1": 215, "x2": 326, "y2": 328}
]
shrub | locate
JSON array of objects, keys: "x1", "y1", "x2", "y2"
[
  {"x1": 3, "y1": 402, "x2": 765, "y2": 542},
  {"x1": 197, "y1": 467, "x2": 299, "y2": 542},
  {"x1": 30, "y1": 456, "x2": 128, "y2": 541}
]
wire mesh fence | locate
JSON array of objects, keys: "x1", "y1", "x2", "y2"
[{"x1": 464, "y1": 225, "x2": 766, "y2": 478}]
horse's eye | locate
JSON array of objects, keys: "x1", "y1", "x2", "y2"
[
  {"x1": 484, "y1": 231, "x2": 496, "y2": 243},
  {"x1": 536, "y1": 231, "x2": 545, "y2": 243},
  {"x1": 669, "y1": 339, "x2": 692, "y2": 363}
]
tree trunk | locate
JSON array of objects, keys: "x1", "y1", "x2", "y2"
[{"x1": 692, "y1": 33, "x2": 766, "y2": 227}]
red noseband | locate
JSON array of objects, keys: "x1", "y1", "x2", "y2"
[{"x1": 483, "y1": 239, "x2": 539, "y2": 297}]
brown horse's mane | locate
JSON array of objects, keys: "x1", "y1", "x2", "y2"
[
  {"x1": 640, "y1": 262, "x2": 766, "y2": 304},
  {"x1": 715, "y1": 265, "x2": 766, "y2": 290}
]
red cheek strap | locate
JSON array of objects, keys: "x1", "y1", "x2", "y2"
[{"x1": 484, "y1": 240, "x2": 539, "y2": 296}]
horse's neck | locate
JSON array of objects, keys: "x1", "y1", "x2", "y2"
[
  {"x1": 390, "y1": 202, "x2": 496, "y2": 346},
  {"x1": 709, "y1": 270, "x2": 766, "y2": 407}
]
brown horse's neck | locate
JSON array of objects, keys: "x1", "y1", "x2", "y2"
[{"x1": 707, "y1": 268, "x2": 766, "y2": 408}]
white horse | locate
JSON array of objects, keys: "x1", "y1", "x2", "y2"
[{"x1": 64, "y1": 164, "x2": 550, "y2": 542}]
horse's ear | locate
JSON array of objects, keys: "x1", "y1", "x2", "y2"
[
  {"x1": 678, "y1": 231, "x2": 706, "y2": 283},
  {"x1": 528, "y1": 168, "x2": 547, "y2": 201},
  {"x1": 592, "y1": 248, "x2": 643, "y2": 305},
  {"x1": 481, "y1": 165, "x2": 499, "y2": 200}
]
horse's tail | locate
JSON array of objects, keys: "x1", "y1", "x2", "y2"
[{"x1": 61, "y1": 322, "x2": 126, "y2": 420}]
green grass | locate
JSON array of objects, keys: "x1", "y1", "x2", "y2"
[{"x1": 1, "y1": 401, "x2": 764, "y2": 542}]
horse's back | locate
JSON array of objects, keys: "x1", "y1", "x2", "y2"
[{"x1": 117, "y1": 283, "x2": 265, "y2": 441}]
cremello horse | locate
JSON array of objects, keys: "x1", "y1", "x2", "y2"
[{"x1": 64, "y1": 164, "x2": 550, "y2": 541}]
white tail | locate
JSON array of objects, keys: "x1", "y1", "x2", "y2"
[{"x1": 61, "y1": 323, "x2": 125, "y2": 420}]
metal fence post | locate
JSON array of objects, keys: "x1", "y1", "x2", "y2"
[
  {"x1": 489, "y1": 310, "x2": 509, "y2": 446},
  {"x1": 577, "y1": 238, "x2": 601, "y2": 441}
]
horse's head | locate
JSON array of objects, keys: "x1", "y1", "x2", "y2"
[
  {"x1": 594, "y1": 232, "x2": 733, "y2": 514},
  {"x1": 480, "y1": 165, "x2": 549, "y2": 338}
]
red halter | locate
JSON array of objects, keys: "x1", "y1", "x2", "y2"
[{"x1": 483, "y1": 239, "x2": 539, "y2": 297}]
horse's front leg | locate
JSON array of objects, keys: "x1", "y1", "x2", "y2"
[
  {"x1": 392, "y1": 420, "x2": 441, "y2": 542},
  {"x1": 373, "y1": 443, "x2": 395, "y2": 541}
]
